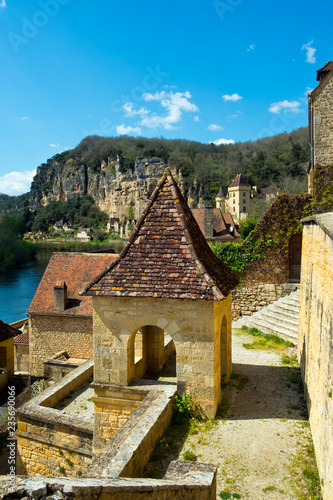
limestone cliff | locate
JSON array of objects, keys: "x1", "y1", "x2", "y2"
[{"x1": 30, "y1": 155, "x2": 185, "y2": 222}]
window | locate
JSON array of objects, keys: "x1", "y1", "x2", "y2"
[
  {"x1": 233, "y1": 199, "x2": 235, "y2": 204},
  {"x1": 233, "y1": 193, "x2": 235, "y2": 198},
  {"x1": 243, "y1": 192, "x2": 246, "y2": 197},
  {"x1": 243, "y1": 206, "x2": 246, "y2": 212}
]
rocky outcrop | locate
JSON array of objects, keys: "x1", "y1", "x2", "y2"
[{"x1": 29, "y1": 156, "x2": 182, "y2": 222}]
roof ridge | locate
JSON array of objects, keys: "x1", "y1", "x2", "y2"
[
  {"x1": 80, "y1": 171, "x2": 169, "y2": 295},
  {"x1": 165, "y1": 172, "x2": 225, "y2": 299}
]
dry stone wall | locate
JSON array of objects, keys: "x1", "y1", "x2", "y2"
[{"x1": 232, "y1": 283, "x2": 298, "y2": 321}]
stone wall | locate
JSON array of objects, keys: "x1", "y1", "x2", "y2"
[
  {"x1": 0, "y1": 338, "x2": 14, "y2": 390},
  {"x1": 312, "y1": 73, "x2": 333, "y2": 166},
  {"x1": 16, "y1": 360, "x2": 94, "y2": 477},
  {"x1": 92, "y1": 384, "x2": 144, "y2": 454},
  {"x1": 16, "y1": 419, "x2": 93, "y2": 478},
  {"x1": 29, "y1": 315, "x2": 93, "y2": 377},
  {"x1": 232, "y1": 283, "x2": 299, "y2": 321},
  {"x1": 298, "y1": 213, "x2": 333, "y2": 500},
  {"x1": 1, "y1": 462, "x2": 217, "y2": 499},
  {"x1": 93, "y1": 294, "x2": 232, "y2": 418},
  {"x1": 14, "y1": 343, "x2": 29, "y2": 373}
]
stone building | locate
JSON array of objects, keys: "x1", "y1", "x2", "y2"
[
  {"x1": 28, "y1": 252, "x2": 117, "y2": 377},
  {"x1": 308, "y1": 60, "x2": 333, "y2": 188},
  {"x1": 0, "y1": 319, "x2": 20, "y2": 390},
  {"x1": 81, "y1": 168, "x2": 239, "y2": 418},
  {"x1": 298, "y1": 212, "x2": 333, "y2": 500},
  {"x1": 191, "y1": 202, "x2": 241, "y2": 242},
  {"x1": 221, "y1": 174, "x2": 252, "y2": 224}
]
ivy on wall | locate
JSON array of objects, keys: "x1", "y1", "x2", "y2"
[{"x1": 212, "y1": 165, "x2": 333, "y2": 283}]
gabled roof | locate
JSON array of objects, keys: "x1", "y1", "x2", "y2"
[
  {"x1": 0, "y1": 320, "x2": 20, "y2": 343},
  {"x1": 28, "y1": 253, "x2": 117, "y2": 317},
  {"x1": 310, "y1": 63, "x2": 333, "y2": 99},
  {"x1": 82, "y1": 169, "x2": 239, "y2": 301},
  {"x1": 191, "y1": 208, "x2": 241, "y2": 240},
  {"x1": 316, "y1": 61, "x2": 333, "y2": 81},
  {"x1": 229, "y1": 174, "x2": 250, "y2": 188},
  {"x1": 14, "y1": 330, "x2": 29, "y2": 344}
]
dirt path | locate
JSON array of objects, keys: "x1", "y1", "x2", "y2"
[{"x1": 179, "y1": 329, "x2": 318, "y2": 499}]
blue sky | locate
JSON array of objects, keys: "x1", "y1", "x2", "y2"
[{"x1": 0, "y1": 0, "x2": 332, "y2": 195}]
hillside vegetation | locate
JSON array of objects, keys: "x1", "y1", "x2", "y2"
[{"x1": 41, "y1": 127, "x2": 310, "y2": 200}]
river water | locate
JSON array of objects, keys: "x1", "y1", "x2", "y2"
[{"x1": 0, "y1": 252, "x2": 52, "y2": 324}]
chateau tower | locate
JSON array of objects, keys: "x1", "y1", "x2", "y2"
[
  {"x1": 225, "y1": 174, "x2": 251, "y2": 224},
  {"x1": 215, "y1": 187, "x2": 226, "y2": 212}
]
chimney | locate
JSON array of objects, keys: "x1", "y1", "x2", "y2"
[
  {"x1": 204, "y1": 201, "x2": 214, "y2": 239},
  {"x1": 54, "y1": 281, "x2": 67, "y2": 311}
]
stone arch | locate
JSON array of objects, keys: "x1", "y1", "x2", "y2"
[{"x1": 127, "y1": 320, "x2": 177, "y2": 384}]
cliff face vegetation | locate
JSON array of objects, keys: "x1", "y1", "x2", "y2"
[{"x1": 28, "y1": 129, "x2": 310, "y2": 221}]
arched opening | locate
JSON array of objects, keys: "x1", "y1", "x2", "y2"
[
  {"x1": 127, "y1": 326, "x2": 176, "y2": 383},
  {"x1": 220, "y1": 315, "x2": 228, "y2": 382},
  {"x1": 289, "y1": 233, "x2": 302, "y2": 283}
]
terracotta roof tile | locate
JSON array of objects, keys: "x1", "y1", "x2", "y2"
[
  {"x1": 83, "y1": 170, "x2": 239, "y2": 300},
  {"x1": 0, "y1": 319, "x2": 20, "y2": 342},
  {"x1": 192, "y1": 209, "x2": 240, "y2": 240},
  {"x1": 229, "y1": 173, "x2": 250, "y2": 187},
  {"x1": 28, "y1": 253, "x2": 117, "y2": 317},
  {"x1": 14, "y1": 331, "x2": 29, "y2": 344}
]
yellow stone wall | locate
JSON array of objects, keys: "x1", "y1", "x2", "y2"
[
  {"x1": 298, "y1": 220, "x2": 333, "y2": 500},
  {"x1": 14, "y1": 343, "x2": 29, "y2": 372},
  {"x1": 92, "y1": 386, "x2": 143, "y2": 454},
  {"x1": 93, "y1": 295, "x2": 232, "y2": 418},
  {"x1": 0, "y1": 338, "x2": 14, "y2": 390},
  {"x1": 312, "y1": 74, "x2": 333, "y2": 166},
  {"x1": 29, "y1": 315, "x2": 93, "y2": 376},
  {"x1": 16, "y1": 418, "x2": 92, "y2": 477}
]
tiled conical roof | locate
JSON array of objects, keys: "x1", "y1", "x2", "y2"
[
  {"x1": 82, "y1": 169, "x2": 239, "y2": 300},
  {"x1": 216, "y1": 187, "x2": 225, "y2": 198}
]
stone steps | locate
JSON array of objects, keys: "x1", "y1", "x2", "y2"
[{"x1": 233, "y1": 289, "x2": 300, "y2": 344}]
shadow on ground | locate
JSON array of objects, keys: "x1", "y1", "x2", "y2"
[{"x1": 222, "y1": 362, "x2": 307, "y2": 421}]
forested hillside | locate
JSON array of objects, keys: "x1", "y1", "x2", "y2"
[
  {"x1": 38, "y1": 127, "x2": 309, "y2": 198},
  {"x1": 1, "y1": 127, "x2": 310, "y2": 218}
]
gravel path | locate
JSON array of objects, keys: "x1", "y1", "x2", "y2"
[{"x1": 180, "y1": 328, "x2": 316, "y2": 500}]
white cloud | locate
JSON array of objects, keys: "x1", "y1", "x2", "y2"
[
  {"x1": 140, "y1": 90, "x2": 199, "y2": 130},
  {"x1": 209, "y1": 138, "x2": 235, "y2": 145},
  {"x1": 301, "y1": 40, "x2": 316, "y2": 64},
  {"x1": 116, "y1": 124, "x2": 142, "y2": 135},
  {"x1": 247, "y1": 44, "x2": 255, "y2": 51},
  {"x1": 122, "y1": 102, "x2": 149, "y2": 118},
  {"x1": 0, "y1": 1, "x2": 6, "y2": 8},
  {"x1": 50, "y1": 143, "x2": 59, "y2": 148},
  {"x1": 268, "y1": 100, "x2": 302, "y2": 114},
  {"x1": 207, "y1": 124, "x2": 223, "y2": 131},
  {"x1": 193, "y1": 115, "x2": 199, "y2": 122},
  {"x1": 21, "y1": 116, "x2": 28, "y2": 120},
  {"x1": 0, "y1": 169, "x2": 36, "y2": 196},
  {"x1": 222, "y1": 93, "x2": 243, "y2": 102},
  {"x1": 227, "y1": 110, "x2": 243, "y2": 121}
]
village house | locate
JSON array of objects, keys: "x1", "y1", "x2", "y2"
[
  {"x1": 0, "y1": 319, "x2": 20, "y2": 390},
  {"x1": 308, "y1": 60, "x2": 333, "y2": 190},
  {"x1": 27, "y1": 252, "x2": 117, "y2": 377}
]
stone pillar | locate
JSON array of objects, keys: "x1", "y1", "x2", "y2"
[{"x1": 143, "y1": 326, "x2": 164, "y2": 375}]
